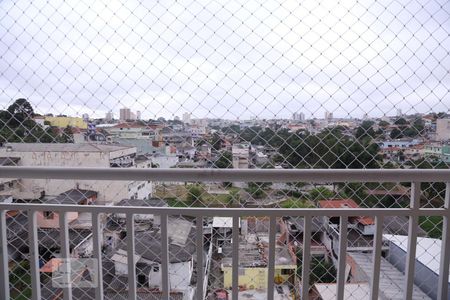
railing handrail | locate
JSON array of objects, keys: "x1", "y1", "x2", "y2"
[
  {"x1": 0, "y1": 202, "x2": 446, "y2": 217},
  {"x1": 0, "y1": 166, "x2": 450, "y2": 182}
]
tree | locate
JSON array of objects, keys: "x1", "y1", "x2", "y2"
[
  {"x1": 394, "y1": 117, "x2": 408, "y2": 126},
  {"x1": 390, "y1": 128, "x2": 403, "y2": 139},
  {"x1": 378, "y1": 120, "x2": 390, "y2": 128},
  {"x1": 210, "y1": 133, "x2": 222, "y2": 151},
  {"x1": 59, "y1": 126, "x2": 74, "y2": 143},
  {"x1": 355, "y1": 121, "x2": 375, "y2": 140},
  {"x1": 309, "y1": 186, "x2": 334, "y2": 201},
  {"x1": 5, "y1": 98, "x2": 34, "y2": 126},
  {"x1": 246, "y1": 182, "x2": 270, "y2": 199},
  {"x1": 214, "y1": 151, "x2": 232, "y2": 168},
  {"x1": 187, "y1": 184, "x2": 203, "y2": 206}
]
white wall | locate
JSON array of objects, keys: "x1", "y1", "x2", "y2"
[{"x1": 148, "y1": 260, "x2": 194, "y2": 291}]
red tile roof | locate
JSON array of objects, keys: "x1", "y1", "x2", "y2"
[{"x1": 318, "y1": 199, "x2": 375, "y2": 226}]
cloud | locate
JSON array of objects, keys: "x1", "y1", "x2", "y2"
[{"x1": 0, "y1": 0, "x2": 449, "y2": 119}]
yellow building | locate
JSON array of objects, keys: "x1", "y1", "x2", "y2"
[
  {"x1": 221, "y1": 235, "x2": 296, "y2": 290},
  {"x1": 222, "y1": 265, "x2": 296, "y2": 290},
  {"x1": 45, "y1": 116, "x2": 87, "y2": 129}
]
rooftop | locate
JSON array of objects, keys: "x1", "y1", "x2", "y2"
[
  {"x1": 319, "y1": 199, "x2": 375, "y2": 226},
  {"x1": 116, "y1": 217, "x2": 196, "y2": 263},
  {"x1": 384, "y1": 234, "x2": 450, "y2": 282},
  {"x1": 349, "y1": 252, "x2": 431, "y2": 299},
  {"x1": 45, "y1": 189, "x2": 97, "y2": 205},
  {"x1": 1, "y1": 143, "x2": 134, "y2": 153},
  {"x1": 116, "y1": 198, "x2": 167, "y2": 207}
]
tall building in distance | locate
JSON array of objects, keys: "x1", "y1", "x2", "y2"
[
  {"x1": 325, "y1": 111, "x2": 333, "y2": 120},
  {"x1": 82, "y1": 113, "x2": 89, "y2": 122},
  {"x1": 292, "y1": 112, "x2": 305, "y2": 121},
  {"x1": 105, "y1": 111, "x2": 114, "y2": 121},
  {"x1": 183, "y1": 112, "x2": 191, "y2": 124},
  {"x1": 136, "y1": 111, "x2": 141, "y2": 120},
  {"x1": 120, "y1": 108, "x2": 131, "y2": 121}
]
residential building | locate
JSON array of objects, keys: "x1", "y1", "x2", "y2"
[
  {"x1": 182, "y1": 112, "x2": 191, "y2": 124},
  {"x1": 377, "y1": 138, "x2": 422, "y2": 149},
  {"x1": 232, "y1": 143, "x2": 250, "y2": 169},
  {"x1": 109, "y1": 217, "x2": 207, "y2": 300},
  {"x1": 120, "y1": 108, "x2": 132, "y2": 121},
  {"x1": 347, "y1": 252, "x2": 431, "y2": 300},
  {"x1": 37, "y1": 189, "x2": 97, "y2": 229},
  {"x1": 0, "y1": 143, "x2": 152, "y2": 203},
  {"x1": 221, "y1": 227, "x2": 296, "y2": 290},
  {"x1": 436, "y1": 119, "x2": 450, "y2": 141},
  {"x1": 44, "y1": 116, "x2": 87, "y2": 129},
  {"x1": 105, "y1": 111, "x2": 114, "y2": 121},
  {"x1": 319, "y1": 199, "x2": 380, "y2": 254},
  {"x1": 424, "y1": 143, "x2": 450, "y2": 163},
  {"x1": 384, "y1": 235, "x2": 450, "y2": 300}
]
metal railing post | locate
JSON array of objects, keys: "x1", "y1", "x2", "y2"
[
  {"x1": 59, "y1": 211, "x2": 72, "y2": 300},
  {"x1": 126, "y1": 213, "x2": 136, "y2": 300},
  {"x1": 196, "y1": 216, "x2": 204, "y2": 300},
  {"x1": 336, "y1": 216, "x2": 348, "y2": 300},
  {"x1": 161, "y1": 214, "x2": 170, "y2": 300},
  {"x1": 301, "y1": 216, "x2": 312, "y2": 300},
  {"x1": 437, "y1": 182, "x2": 450, "y2": 300},
  {"x1": 0, "y1": 210, "x2": 10, "y2": 300},
  {"x1": 92, "y1": 212, "x2": 104, "y2": 300},
  {"x1": 370, "y1": 215, "x2": 383, "y2": 300},
  {"x1": 232, "y1": 216, "x2": 240, "y2": 299},
  {"x1": 267, "y1": 216, "x2": 277, "y2": 300},
  {"x1": 28, "y1": 209, "x2": 41, "y2": 300},
  {"x1": 403, "y1": 182, "x2": 420, "y2": 300}
]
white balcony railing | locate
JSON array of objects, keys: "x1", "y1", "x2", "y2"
[{"x1": 0, "y1": 167, "x2": 449, "y2": 300}]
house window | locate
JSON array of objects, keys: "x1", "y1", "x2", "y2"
[
  {"x1": 153, "y1": 266, "x2": 159, "y2": 272},
  {"x1": 281, "y1": 269, "x2": 292, "y2": 275},
  {"x1": 43, "y1": 211, "x2": 54, "y2": 219},
  {"x1": 137, "y1": 274, "x2": 147, "y2": 286}
]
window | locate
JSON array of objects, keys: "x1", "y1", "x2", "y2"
[
  {"x1": 43, "y1": 211, "x2": 54, "y2": 219},
  {"x1": 137, "y1": 274, "x2": 147, "y2": 286},
  {"x1": 281, "y1": 269, "x2": 292, "y2": 275},
  {"x1": 153, "y1": 266, "x2": 159, "y2": 272}
]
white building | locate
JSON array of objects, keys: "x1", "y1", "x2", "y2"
[
  {"x1": 120, "y1": 108, "x2": 131, "y2": 121},
  {"x1": 105, "y1": 111, "x2": 114, "y2": 121},
  {"x1": 182, "y1": 112, "x2": 191, "y2": 124},
  {"x1": 232, "y1": 143, "x2": 250, "y2": 169},
  {"x1": 436, "y1": 119, "x2": 450, "y2": 141},
  {"x1": 0, "y1": 143, "x2": 152, "y2": 203},
  {"x1": 292, "y1": 112, "x2": 305, "y2": 121}
]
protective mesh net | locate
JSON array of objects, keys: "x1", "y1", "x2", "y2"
[{"x1": 0, "y1": 0, "x2": 449, "y2": 299}]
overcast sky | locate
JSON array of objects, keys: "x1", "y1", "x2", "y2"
[{"x1": 0, "y1": 0, "x2": 449, "y2": 120}]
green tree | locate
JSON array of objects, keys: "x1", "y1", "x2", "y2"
[
  {"x1": 309, "y1": 186, "x2": 334, "y2": 201},
  {"x1": 390, "y1": 128, "x2": 403, "y2": 139},
  {"x1": 187, "y1": 184, "x2": 203, "y2": 206},
  {"x1": 214, "y1": 151, "x2": 232, "y2": 168},
  {"x1": 378, "y1": 120, "x2": 390, "y2": 128},
  {"x1": 59, "y1": 126, "x2": 74, "y2": 143},
  {"x1": 246, "y1": 182, "x2": 270, "y2": 199},
  {"x1": 5, "y1": 98, "x2": 34, "y2": 126},
  {"x1": 355, "y1": 121, "x2": 375, "y2": 140},
  {"x1": 394, "y1": 117, "x2": 408, "y2": 126}
]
